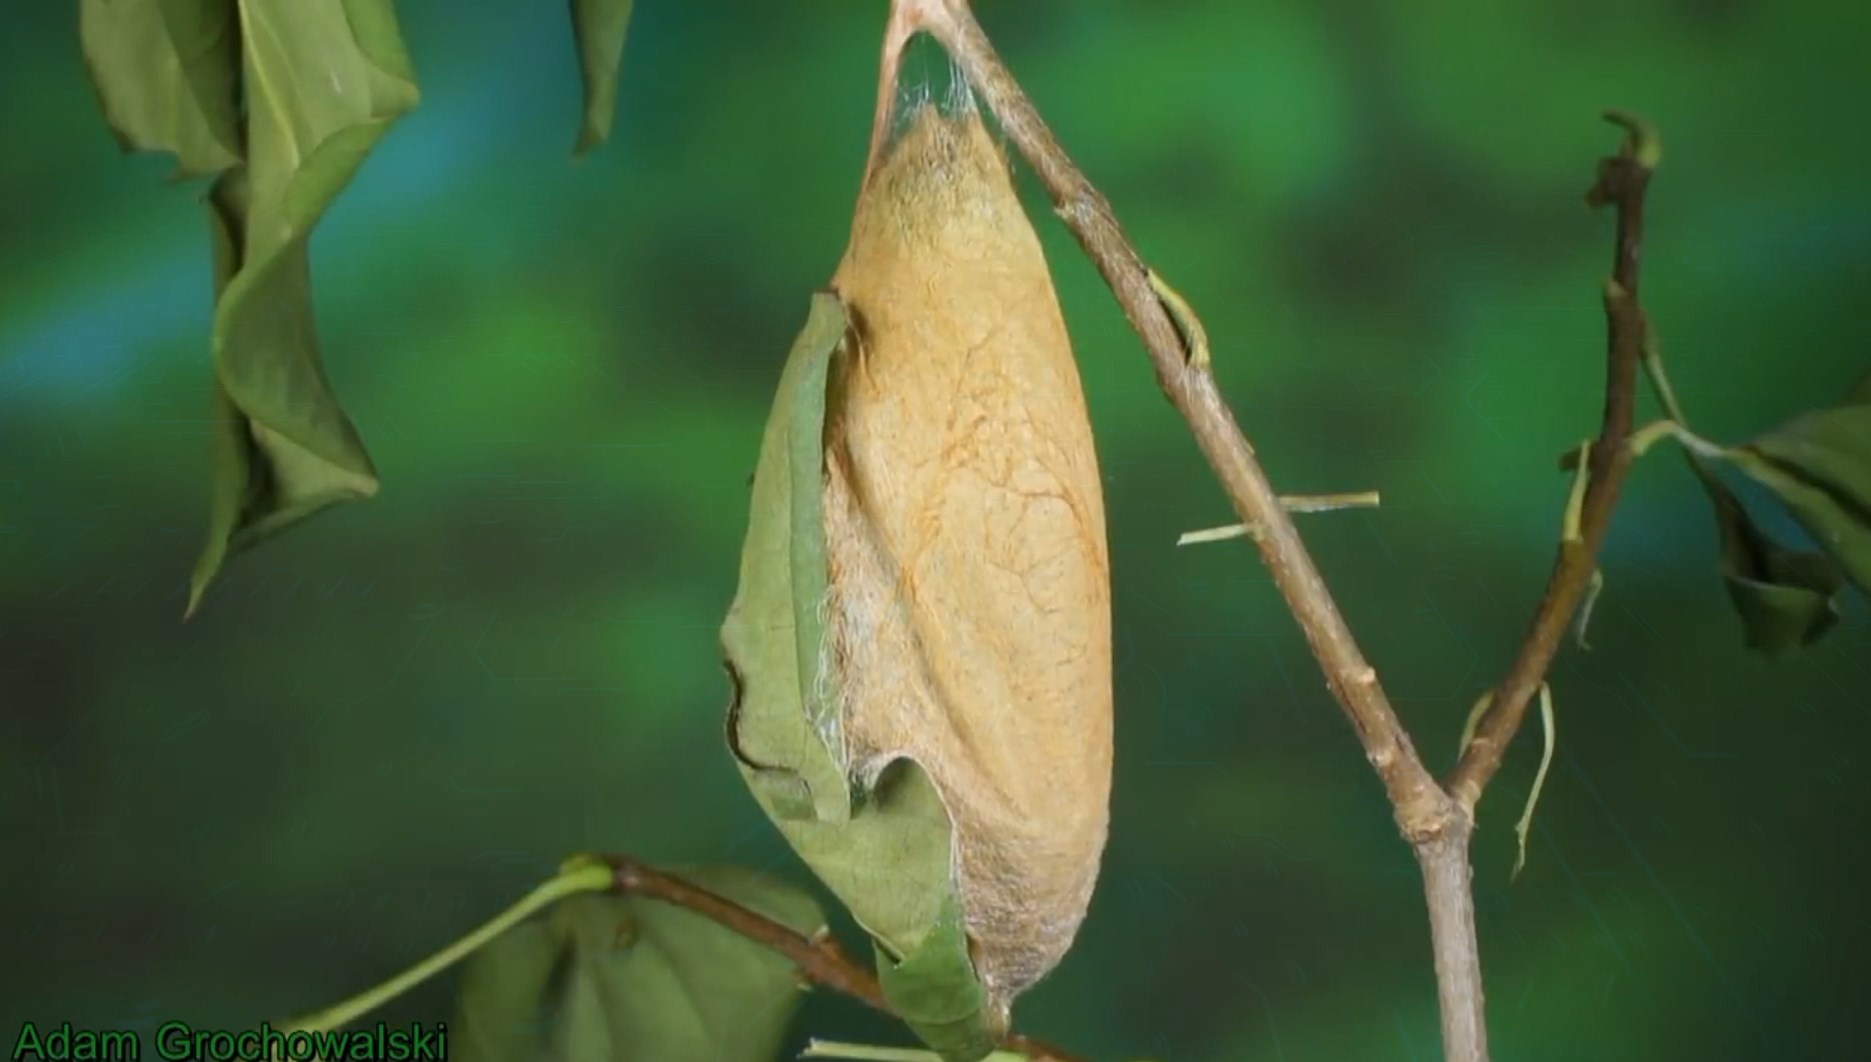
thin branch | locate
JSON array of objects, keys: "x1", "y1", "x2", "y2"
[
  {"x1": 1447, "y1": 112, "x2": 1658, "y2": 813},
  {"x1": 610, "y1": 856, "x2": 887, "y2": 1010},
  {"x1": 605, "y1": 857, "x2": 1086, "y2": 1062},
  {"x1": 1416, "y1": 829, "x2": 1486, "y2": 1057},
  {"x1": 910, "y1": 0, "x2": 1454, "y2": 842}
]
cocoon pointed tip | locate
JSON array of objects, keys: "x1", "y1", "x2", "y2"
[{"x1": 825, "y1": 101, "x2": 1114, "y2": 1019}]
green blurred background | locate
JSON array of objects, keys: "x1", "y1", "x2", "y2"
[{"x1": 4, "y1": 1, "x2": 1869, "y2": 1059}]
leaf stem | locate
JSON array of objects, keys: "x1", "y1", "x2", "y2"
[
  {"x1": 800, "y1": 1041, "x2": 1030, "y2": 1062},
  {"x1": 1509, "y1": 685, "x2": 1557, "y2": 880},
  {"x1": 1562, "y1": 442, "x2": 1593, "y2": 544},
  {"x1": 1641, "y1": 332, "x2": 1692, "y2": 427},
  {"x1": 276, "y1": 856, "x2": 615, "y2": 1033},
  {"x1": 1629, "y1": 418, "x2": 1726, "y2": 462},
  {"x1": 801, "y1": 1043, "x2": 943, "y2": 1061}
]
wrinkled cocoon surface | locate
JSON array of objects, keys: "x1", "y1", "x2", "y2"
[{"x1": 825, "y1": 103, "x2": 1113, "y2": 1008}]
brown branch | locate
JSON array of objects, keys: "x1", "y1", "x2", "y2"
[
  {"x1": 1416, "y1": 828, "x2": 1486, "y2": 1058},
  {"x1": 1447, "y1": 112, "x2": 1658, "y2": 813},
  {"x1": 908, "y1": 0, "x2": 1453, "y2": 843},
  {"x1": 606, "y1": 856, "x2": 1086, "y2": 1062},
  {"x1": 609, "y1": 856, "x2": 889, "y2": 1010}
]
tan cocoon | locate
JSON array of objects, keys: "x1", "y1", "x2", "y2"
[{"x1": 824, "y1": 102, "x2": 1114, "y2": 1007}]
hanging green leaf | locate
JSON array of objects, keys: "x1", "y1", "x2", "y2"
[
  {"x1": 1718, "y1": 381, "x2": 1871, "y2": 597},
  {"x1": 79, "y1": 0, "x2": 243, "y2": 177},
  {"x1": 569, "y1": 0, "x2": 636, "y2": 155},
  {"x1": 186, "y1": 0, "x2": 420, "y2": 616},
  {"x1": 873, "y1": 897, "x2": 993, "y2": 1061},
  {"x1": 451, "y1": 866, "x2": 825, "y2": 1062},
  {"x1": 1690, "y1": 457, "x2": 1844, "y2": 654}
]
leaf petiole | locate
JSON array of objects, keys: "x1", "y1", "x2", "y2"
[
  {"x1": 1628, "y1": 418, "x2": 1726, "y2": 461},
  {"x1": 800, "y1": 1041, "x2": 1030, "y2": 1062},
  {"x1": 1147, "y1": 269, "x2": 1210, "y2": 370},
  {"x1": 1511, "y1": 684, "x2": 1558, "y2": 881},
  {"x1": 1640, "y1": 330, "x2": 1691, "y2": 427},
  {"x1": 276, "y1": 855, "x2": 615, "y2": 1034}
]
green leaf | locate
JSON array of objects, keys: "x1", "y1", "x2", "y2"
[
  {"x1": 451, "y1": 866, "x2": 825, "y2": 1062},
  {"x1": 441, "y1": 904, "x2": 561, "y2": 1062},
  {"x1": 721, "y1": 294, "x2": 995, "y2": 1061},
  {"x1": 79, "y1": 0, "x2": 243, "y2": 177},
  {"x1": 874, "y1": 897, "x2": 996, "y2": 1062},
  {"x1": 723, "y1": 292, "x2": 855, "y2": 826},
  {"x1": 1720, "y1": 382, "x2": 1871, "y2": 597},
  {"x1": 569, "y1": 0, "x2": 635, "y2": 155},
  {"x1": 186, "y1": 0, "x2": 419, "y2": 616},
  {"x1": 1692, "y1": 458, "x2": 1844, "y2": 654}
]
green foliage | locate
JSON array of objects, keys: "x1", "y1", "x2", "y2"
[
  {"x1": 78, "y1": 0, "x2": 420, "y2": 614},
  {"x1": 80, "y1": 0, "x2": 640, "y2": 615},
  {"x1": 78, "y1": 0, "x2": 242, "y2": 177},
  {"x1": 452, "y1": 866, "x2": 825, "y2": 1062},
  {"x1": 1724, "y1": 388, "x2": 1871, "y2": 594},
  {"x1": 872, "y1": 898, "x2": 995, "y2": 1062},
  {"x1": 186, "y1": 0, "x2": 418, "y2": 616},
  {"x1": 569, "y1": 0, "x2": 636, "y2": 155},
  {"x1": 724, "y1": 292, "x2": 853, "y2": 825},
  {"x1": 1663, "y1": 371, "x2": 1871, "y2": 653},
  {"x1": 1693, "y1": 457, "x2": 1844, "y2": 654},
  {"x1": 1638, "y1": 318, "x2": 1867, "y2": 653}
]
